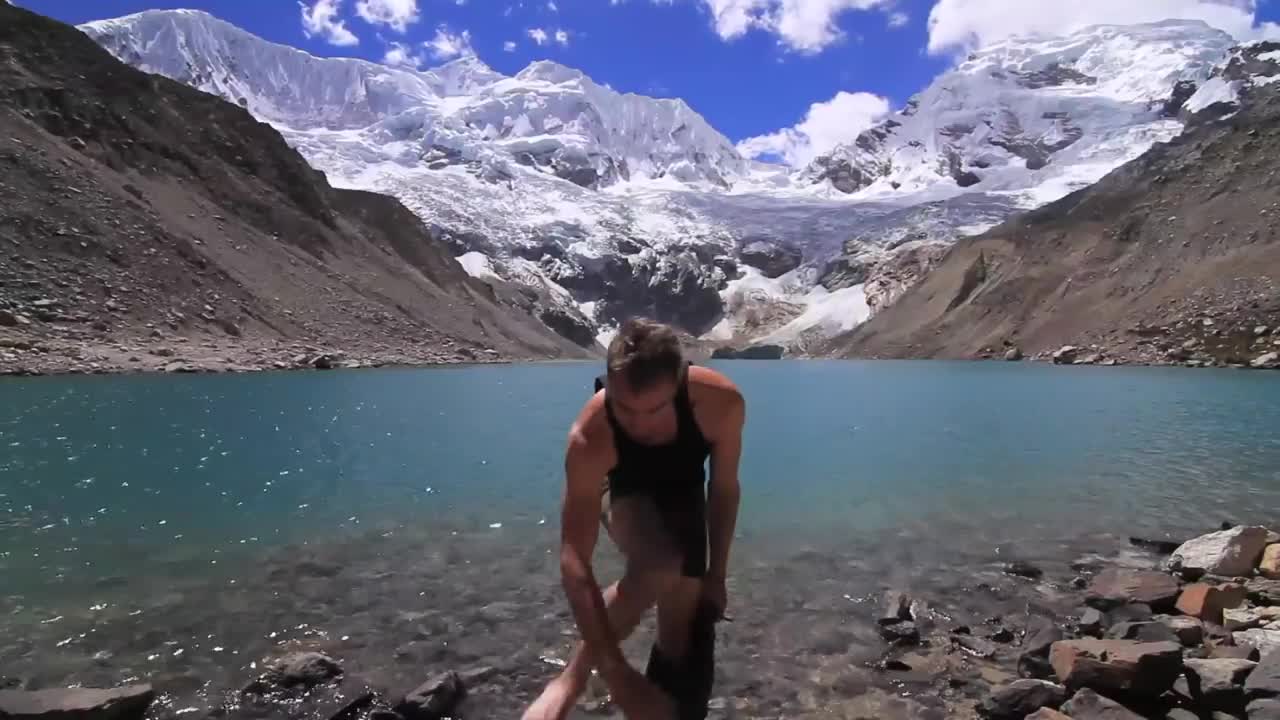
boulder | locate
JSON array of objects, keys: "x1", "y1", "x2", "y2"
[
  {"x1": 1129, "y1": 536, "x2": 1184, "y2": 555},
  {"x1": 1211, "y1": 643, "x2": 1261, "y2": 661},
  {"x1": 1049, "y1": 639, "x2": 1184, "y2": 695},
  {"x1": 1250, "y1": 699, "x2": 1280, "y2": 719},
  {"x1": 0, "y1": 684, "x2": 154, "y2": 720},
  {"x1": 880, "y1": 621, "x2": 920, "y2": 646},
  {"x1": 396, "y1": 671, "x2": 466, "y2": 720},
  {"x1": 1261, "y1": 545, "x2": 1280, "y2": 580},
  {"x1": 738, "y1": 240, "x2": 801, "y2": 279},
  {"x1": 1236, "y1": 629, "x2": 1280, "y2": 659},
  {"x1": 1004, "y1": 561, "x2": 1044, "y2": 579},
  {"x1": 1004, "y1": 346, "x2": 1024, "y2": 361},
  {"x1": 1060, "y1": 688, "x2": 1144, "y2": 719},
  {"x1": 1177, "y1": 583, "x2": 1248, "y2": 624},
  {"x1": 1167, "y1": 526, "x2": 1270, "y2": 578},
  {"x1": 1247, "y1": 649, "x2": 1280, "y2": 700},
  {"x1": 1176, "y1": 658, "x2": 1257, "y2": 713},
  {"x1": 954, "y1": 633, "x2": 999, "y2": 659},
  {"x1": 1253, "y1": 352, "x2": 1280, "y2": 369},
  {"x1": 1086, "y1": 568, "x2": 1181, "y2": 611},
  {"x1": 1156, "y1": 615, "x2": 1206, "y2": 646},
  {"x1": 1052, "y1": 346, "x2": 1081, "y2": 365},
  {"x1": 0, "y1": 310, "x2": 17, "y2": 327},
  {"x1": 978, "y1": 680, "x2": 1068, "y2": 720}
]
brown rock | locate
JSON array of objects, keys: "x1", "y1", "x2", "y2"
[
  {"x1": 1049, "y1": 639, "x2": 1184, "y2": 695},
  {"x1": 1085, "y1": 568, "x2": 1181, "y2": 610},
  {"x1": 1024, "y1": 711, "x2": 1070, "y2": 720},
  {"x1": 0, "y1": 684, "x2": 155, "y2": 720},
  {"x1": 1261, "y1": 544, "x2": 1280, "y2": 580},
  {"x1": 1060, "y1": 688, "x2": 1144, "y2": 720},
  {"x1": 1176, "y1": 583, "x2": 1248, "y2": 624}
]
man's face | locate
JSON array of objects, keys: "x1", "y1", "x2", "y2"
[{"x1": 607, "y1": 374, "x2": 678, "y2": 444}]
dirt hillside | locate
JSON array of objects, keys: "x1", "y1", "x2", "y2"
[{"x1": 0, "y1": 3, "x2": 594, "y2": 375}]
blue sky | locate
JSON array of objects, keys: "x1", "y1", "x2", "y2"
[{"x1": 19, "y1": 0, "x2": 1280, "y2": 166}]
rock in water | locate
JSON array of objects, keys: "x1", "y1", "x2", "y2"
[
  {"x1": 257, "y1": 652, "x2": 343, "y2": 690},
  {"x1": 1060, "y1": 688, "x2": 1144, "y2": 720},
  {"x1": 1129, "y1": 536, "x2": 1184, "y2": 555},
  {"x1": 396, "y1": 672, "x2": 465, "y2": 720},
  {"x1": 1253, "y1": 352, "x2": 1280, "y2": 369},
  {"x1": 1261, "y1": 545, "x2": 1280, "y2": 580},
  {"x1": 1004, "y1": 346, "x2": 1023, "y2": 361},
  {"x1": 954, "y1": 633, "x2": 999, "y2": 659},
  {"x1": 1176, "y1": 583, "x2": 1248, "y2": 624},
  {"x1": 978, "y1": 679, "x2": 1068, "y2": 720},
  {"x1": 1085, "y1": 568, "x2": 1181, "y2": 610},
  {"x1": 1176, "y1": 658, "x2": 1257, "y2": 714},
  {"x1": 1167, "y1": 526, "x2": 1270, "y2": 578},
  {"x1": 1004, "y1": 561, "x2": 1044, "y2": 579},
  {"x1": 1248, "y1": 649, "x2": 1280, "y2": 700},
  {"x1": 0, "y1": 684, "x2": 155, "y2": 720},
  {"x1": 880, "y1": 621, "x2": 920, "y2": 646},
  {"x1": 1052, "y1": 346, "x2": 1081, "y2": 365},
  {"x1": 1049, "y1": 639, "x2": 1184, "y2": 695},
  {"x1": 878, "y1": 591, "x2": 913, "y2": 625},
  {"x1": 1019, "y1": 617, "x2": 1063, "y2": 680},
  {"x1": 1236, "y1": 629, "x2": 1280, "y2": 660}
]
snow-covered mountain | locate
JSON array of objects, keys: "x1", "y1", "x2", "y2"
[
  {"x1": 802, "y1": 20, "x2": 1236, "y2": 202},
  {"x1": 79, "y1": 10, "x2": 1244, "y2": 353}
]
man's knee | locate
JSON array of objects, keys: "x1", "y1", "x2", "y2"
[{"x1": 624, "y1": 550, "x2": 686, "y2": 597}]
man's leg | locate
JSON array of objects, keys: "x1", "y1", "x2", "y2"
[{"x1": 522, "y1": 495, "x2": 685, "y2": 720}]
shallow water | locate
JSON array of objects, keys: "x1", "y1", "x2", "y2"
[{"x1": 2, "y1": 360, "x2": 1279, "y2": 717}]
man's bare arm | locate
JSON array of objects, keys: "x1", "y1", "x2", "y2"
[
  {"x1": 707, "y1": 390, "x2": 744, "y2": 581},
  {"x1": 559, "y1": 427, "x2": 629, "y2": 679}
]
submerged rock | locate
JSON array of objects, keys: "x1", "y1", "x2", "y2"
[
  {"x1": 0, "y1": 684, "x2": 155, "y2": 720},
  {"x1": 396, "y1": 671, "x2": 465, "y2": 720}
]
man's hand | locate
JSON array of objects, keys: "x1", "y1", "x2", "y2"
[
  {"x1": 608, "y1": 664, "x2": 676, "y2": 720},
  {"x1": 702, "y1": 572, "x2": 728, "y2": 620}
]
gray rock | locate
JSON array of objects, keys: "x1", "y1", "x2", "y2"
[
  {"x1": 1248, "y1": 649, "x2": 1280, "y2": 700},
  {"x1": 880, "y1": 621, "x2": 920, "y2": 646},
  {"x1": 1052, "y1": 345, "x2": 1081, "y2": 365},
  {"x1": 1164, "y1": 710, "x2": 1199, "y2": 720},
  {"x1": 1248, "y1": 579, "x2": 1280, "y2": 606},
  {"x1": 954, "y1": 633, "x2": 999, "y2": 659},
  {"x1": 1060, "y1": 688, "x2": 1144, "y2": 719},
  {"x1": 1167, "y1": 526, "x2": 1270, "y2": 578},
  {"x1": 1004, "y1": 346, "x2": 1023, "y2": 361},
  {"x1": 396, "y1": 671, "x2": 465, "y2": 720},
  {"x1": 1253, "y1": 352, "x2": 1279, "y2": 369},
  {"x1": 0, "y1": 309, "x2": 17, "y2": 327},
  {"x1": 1004, "y1": 561, "x2": 1044, "y2": 579},
  {"x1": 1177, "y1": 658, "x2": 1257, "y2": 713},
  {"x1": 260, "y1": 652, "x2": 343, "y2": 689},
  {"x1": 978, "y1": 680, "x2": 1068, "y2": 720},
  {"x1": 1227, "y1": 608, "x2": 1280, "y2": 632},
  {"x1": 0, "y1": 684, "x2": 154, "y2": 720},
  {"x1": 1237, "y1": 629, "x2": 1280, "y2": 659},
  {"x1": 1250, "y1": 699, "x2": 1280, "y2": 719},
  {"x1": 1019, "y1": 617, "x2": 1063, "y2": 680},
  {"x1": 738, "y1": 239, "x2": 801, "y2": 279}
]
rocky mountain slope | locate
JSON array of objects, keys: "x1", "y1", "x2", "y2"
[
  {"x1": 0, "y1": 2, "x2": 590, "y2": 375},
  {"x1": 832, "y1": 42, "x2": 1280, "y2": 368},
  {"x1": 79, "y1": 10, "x2": 1251, "y2": 354}
]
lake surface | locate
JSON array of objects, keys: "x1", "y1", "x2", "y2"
[{"x1": 3, "y1": 360, "x2": 1280, "y2": 717}]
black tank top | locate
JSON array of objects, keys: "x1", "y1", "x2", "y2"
[{"x1": 593, "y1": 364, "x2": 711, "y2": 499}]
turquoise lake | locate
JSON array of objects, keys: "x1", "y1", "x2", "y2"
[{"x1": 2, "y1": 360, "x2": 1279, "y2": 716}]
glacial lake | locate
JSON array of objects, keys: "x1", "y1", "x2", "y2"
[{"x1": 2, "y1": 360, "x2": 1279, "y2": 716}]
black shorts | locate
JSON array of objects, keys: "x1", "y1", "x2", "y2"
[{"x1": 601, "y1": 479, "x2": 708, "y2": 579}]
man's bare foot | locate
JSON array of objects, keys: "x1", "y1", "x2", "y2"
[{"x1": 521, "y1": 674, "x2": 583, "y2": 720}]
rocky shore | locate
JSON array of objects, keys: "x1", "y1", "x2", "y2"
[{"x1": 3, "y1": 523, "x2": 1279, "y2": 720}]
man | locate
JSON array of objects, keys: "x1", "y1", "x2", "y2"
[{"x1": 522, "y1": 317, "x2": 745, "y2": 720}]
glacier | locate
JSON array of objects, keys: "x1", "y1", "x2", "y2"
[{"x1": 79, "y1": 10, "x2": 1243, "y2": 352}]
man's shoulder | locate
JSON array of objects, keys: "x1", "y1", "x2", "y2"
[
  {"x1": 688, "y1": 364, "x2": 743, "y2": 405},
  {"x1": 568, "y1": 390, "x2": 613, "y2": 452}
]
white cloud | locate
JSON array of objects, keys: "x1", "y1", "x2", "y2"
[
  {"x1": 927, "y1": 0, "x2": 1280, "y2": 55},
  {"x1": 554, "y1": 28, "x2": 570, "y2": 46},
  {"x1": 299, "y1": 0, "x2": 360, "y2": 46},
  {"x1": 697, "y1": 0, "x2": 893, "y2": 53},
  {"x1": 355, "y1": 0, "x2": 420, "y2": 32},
  {"x1": 737, "y1": 90, "x2": 891, "y2": 167},
  {"x1": 382, "y1": 40, "x2": 424, "y2": 67},
  {"x1": 548, "y1": 0, "x2": 559, "y2": 10},
  {"x1": 887, "y1": 11, "x2": 909, "y2": 28},
  {"x1": 423, "y1": 25, "x2": 474, "y2": 60},
  {"x1": 527, "y1": 27, "x2": 550, "y2": 45},
  {"x1": 504, "y1": 40, "x2": 518, "y2": 52}
]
